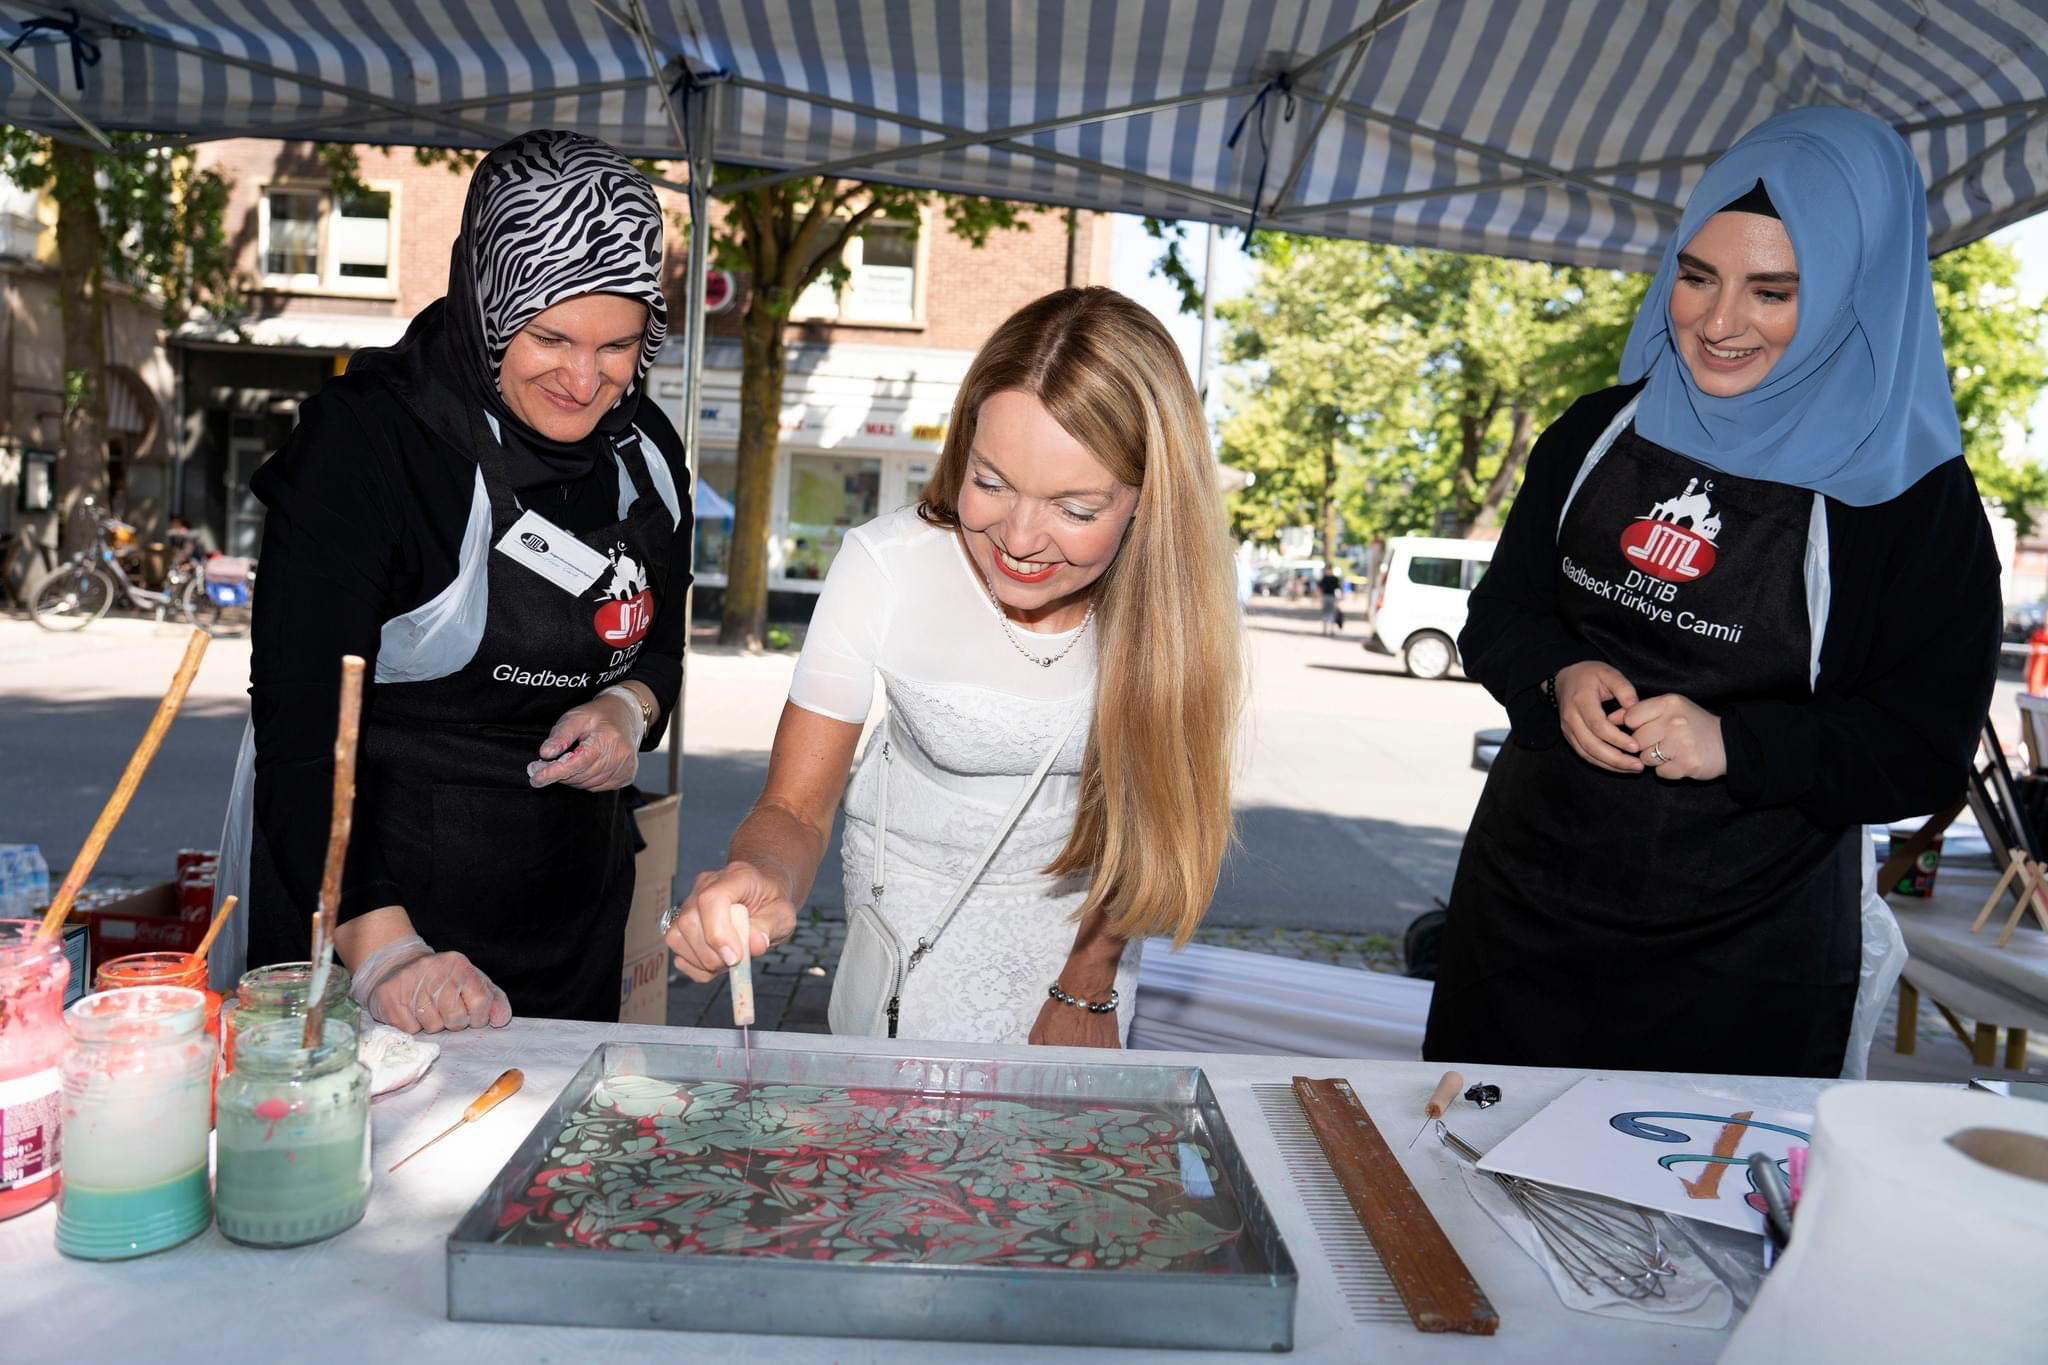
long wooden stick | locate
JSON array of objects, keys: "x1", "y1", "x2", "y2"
[
  {"x1": 35, "y1": 629, "x2": 210, "y2": 943},
  {"x1": 303, "y1": 655, "x2": 366, "y2": 1047},
  {"x1": 191, "y1": 894, "x2": 240, "y2": 962}
]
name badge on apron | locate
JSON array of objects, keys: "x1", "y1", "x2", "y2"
[{"x1": 494, "y1": 509, "x2": 612, "y2": 596}]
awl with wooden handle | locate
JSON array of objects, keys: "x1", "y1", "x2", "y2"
[
  {"x1": 389, "y1": 1067, "x2": 524, "y2": 1172},
  {"x1": 1409, "y1": 1070, "x2": 1465, "y2": 1149}
]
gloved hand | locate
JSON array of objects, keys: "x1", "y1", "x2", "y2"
[
  {"x1": 349, "y1": 933, "x2": 513, "y2": 1034},
  {"x1": 527, "y1": 686, "x2": 648, "y2": 791}
]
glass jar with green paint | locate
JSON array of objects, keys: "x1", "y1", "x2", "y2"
[
  {"x1": 222, "y1": 961, "x2": 359, "y2": 1073},
  {"x1": 214, "y1": 1016, "x2": 371, "y2": 1248}
]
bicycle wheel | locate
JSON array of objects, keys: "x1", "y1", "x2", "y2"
[
  {"x1": 174, "y1": 574, "x2": 226, "y2": 635},
  {"x1": 30, "y1": 563, "x2": 116, "y2": 631}
]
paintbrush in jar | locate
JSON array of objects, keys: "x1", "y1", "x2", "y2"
[
  {"x1": 35, "y1": 630, "x2": 210, "y2": 943},
  {"x1": 304, "y1": 655, "x2": 366, "y2": 1048},
  {"x1": 729, "y1": 904, "x2": 755, "y2": 1085}
]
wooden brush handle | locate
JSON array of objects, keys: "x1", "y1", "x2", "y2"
[
  {"x1": 304, "y1": 655, "x2": 367, "y2": 1047},
  {"x1": 464, "y1": 1068, "x2": 524, "y2": 1122},
  {"x1": 37, "y1": 630, "x2": 209, "y2": 942},
  {"x1": 1424, "y1": 1070, "x2": 1464, "y2": 1120}
]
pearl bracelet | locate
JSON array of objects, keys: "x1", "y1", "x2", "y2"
[{"x1": 1047, "y1": 983, "x2": 1120, "y2": 1014}]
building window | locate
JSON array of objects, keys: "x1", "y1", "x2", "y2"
[
  {"x1": 261, "y1": 190, "x2": 322, "y2": 279},
  {"x1": 791, "y1": 216, "x2": 925, "y2": 326},
  {"x1": 333, "y1": 191, "x2": 392, "y2": 281},
  {"x1": 260, "y1": 185, "x2": 397, "y2": 294},
  {"x1": 785, "y1": 452, "x2": 880, "y2": 580}
]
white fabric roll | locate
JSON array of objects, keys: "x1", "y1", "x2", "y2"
[{"x1": 1720, "y1": 1083, "x2": 2048, "y2": 1364}]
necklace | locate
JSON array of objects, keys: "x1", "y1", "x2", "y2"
[{"x1": 979, "y1": 564, "x2": 1094, "y2": 668}]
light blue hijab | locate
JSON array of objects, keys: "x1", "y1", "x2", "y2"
[{"x1": 1619, "y1": 107, "x2": 1961, "y2": 507}]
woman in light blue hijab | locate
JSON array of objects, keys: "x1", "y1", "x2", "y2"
[{"x1": 1425, "y1": 108, "x2": 2001, "y2": 1080}]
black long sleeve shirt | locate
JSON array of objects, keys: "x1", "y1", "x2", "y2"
[
  {"x1": 248, "y1": 372, "x2": 692, "y2": 921},
  {"x1": 1461, "y1": 382, "x2": 2000, "y2": 829}
]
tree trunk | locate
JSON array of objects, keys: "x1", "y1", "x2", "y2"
[
  {"x1": 1320, "y1": 424, "x2": 1340, "y2": 566},
  {"x1": 719, "y1": 301, "x2": 788, "y2": 648},
  {"x1": 50, "y1": 141, "x2": 107, "y2": 556},
  {"x1": 1469, "y1": 403, "x2": 1537, "y2": 536},
  {"x1": 1450, "y1": 385, "x2": 1502, "y2": 536}
]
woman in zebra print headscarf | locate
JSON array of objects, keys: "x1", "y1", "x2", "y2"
[{"x1": 235, "y1": 130, "x2": 694, "y2": 1030}]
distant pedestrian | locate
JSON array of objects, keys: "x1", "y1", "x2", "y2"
[{"x1": 1318, "y1": 565, "x2": 1344, "y2": 635}]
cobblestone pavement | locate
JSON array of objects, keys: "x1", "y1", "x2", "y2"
[{"x1": 667, "y1": 908, "x2": 1409, "y2": 1031}]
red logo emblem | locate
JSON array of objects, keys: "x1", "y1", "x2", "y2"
[
  {"x1": 594, "y1": 589, "x2": 655, "y2": 647},
  {"x1": 1620, "y1": 477, "x2": 1722, "y2": 582}
]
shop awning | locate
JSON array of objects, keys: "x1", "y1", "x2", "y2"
[{"x1": 2, "y1": 2, "x2": 2044, "y2": 270}]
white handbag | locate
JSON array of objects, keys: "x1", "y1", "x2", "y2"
[{"x1": 828, "y1": 708, "x2": 1083, "y2": 1038}]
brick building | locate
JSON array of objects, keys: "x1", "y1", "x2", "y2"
[{"x1": 171, "y1": 139, "x2": 1112, "y2": 603}]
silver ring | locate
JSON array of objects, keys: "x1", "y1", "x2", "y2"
[
  {"x1": 1649, "y1": 742, "x2": 1667, "y2": 766},
  {"x1": 659, "y1": 905, "x2": 679, "y2": 936}
]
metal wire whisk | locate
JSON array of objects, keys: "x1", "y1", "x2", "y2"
[{"x1": 1436, "y1": 1122, "x2": 1679, "y2": 1300}]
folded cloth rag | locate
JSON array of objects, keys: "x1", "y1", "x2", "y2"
[
  {"x1": 1459, "y1": 1165, "x2": 1733, "y2": 1328},
  {"x1": 357, "y1": 1020, "x2": 441, "y2": 1096}
]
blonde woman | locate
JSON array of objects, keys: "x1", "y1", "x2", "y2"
[{"x1": 666, "y1": 287, "x2": 1243, "y2": 1046}]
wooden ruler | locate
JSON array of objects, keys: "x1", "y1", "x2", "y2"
[{"x1": 1292, "y1": 1076, "x2": 1500, "y2": 1336}]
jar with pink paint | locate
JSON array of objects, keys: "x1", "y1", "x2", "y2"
[
  {"x1": 0, "y1": 919, "x2": 70, "y2": 1221},
  {"x1": 214, "y1": 1017, "x2": 371, "y2": 1247}
]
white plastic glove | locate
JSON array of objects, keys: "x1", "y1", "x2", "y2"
[
  {"x1": 526, "y1": 686, "x2": 648, "y2": 791},
  {"x1": 349, "y1": 933, "x2": 513, "y2": 1034}
]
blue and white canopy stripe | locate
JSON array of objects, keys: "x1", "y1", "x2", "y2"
[{"x1": 2, "y1": 1, "x2": 2044, "y2": 268}]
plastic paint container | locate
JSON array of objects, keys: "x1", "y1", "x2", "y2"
[{"x1": 96, "y1": 951, "x2": 223, "y2": 1121}]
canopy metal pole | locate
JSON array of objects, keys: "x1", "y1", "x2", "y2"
[{"x1": 668, "y1": 73, "x2": 716, "y2": 803}]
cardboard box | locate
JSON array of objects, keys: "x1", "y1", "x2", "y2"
[
  {"x1": 82, "y1": 883, "x2": 207, "y2": 964},
  {"x1": 619, "y1": 794, "x2": 678, "y2": 1025}
]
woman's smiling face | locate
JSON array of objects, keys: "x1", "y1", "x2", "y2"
[
  {"x1": 497, "y1": 293, "x2": 648, "y2": 442},
  {"x1": 1668, "y1": 211, "x2": 1801, "y2": 398},
  {"x1": 955, "y1": 389, "x2": 1139, "y2": 627}
]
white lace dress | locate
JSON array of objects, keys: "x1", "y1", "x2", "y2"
[{"x1": 789, "y1": 507, "x2": 1138, "y2": 1043}]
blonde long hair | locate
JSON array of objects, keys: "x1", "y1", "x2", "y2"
[{"x1": 920, "y1": 287, "x2": 1244, "y2": 946}]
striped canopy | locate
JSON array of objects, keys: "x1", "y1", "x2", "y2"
[{"x1": 2, "y1": 1, "x2": 2044, "y2": 268}]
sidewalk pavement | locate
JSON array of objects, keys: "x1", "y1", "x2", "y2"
[{"x1": 668, "y1": 908, "x2": 1407, "y2": 1031}]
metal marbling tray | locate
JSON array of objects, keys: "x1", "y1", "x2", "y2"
[{"x1": 446, "y1": 1042, "x2": 1296, "y2": 1350}]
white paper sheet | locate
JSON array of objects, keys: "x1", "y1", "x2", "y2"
[{"x1": 1476, "y1": 1077, "x2": 1811, "y2": 1235}]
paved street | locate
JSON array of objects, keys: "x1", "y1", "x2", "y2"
[
  {"x1": 0, "y1": 597, "x2": 1489, "y2": 1005},
  {"x1": 5, "y1": 599, "x2": 2036, "y2": 1080}
]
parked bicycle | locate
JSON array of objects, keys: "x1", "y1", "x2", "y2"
[{"x1": 29, "y1": 497, "x2": 249, "y2": 634}]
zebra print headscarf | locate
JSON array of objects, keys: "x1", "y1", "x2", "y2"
[
  {"x1": 459, "y1": 129, "x2": 669, "y2": 397},
  {"x1": 350, "y1": 130, "x2": 669, "y2": 462}
]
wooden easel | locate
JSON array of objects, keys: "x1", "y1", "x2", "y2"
[
  {"x1": 1967, "y1": 717, "x2": 2048, "y2": 948},
  {"x1": 1971, "y1": 847, "x2": 2048, "y2": 946}
]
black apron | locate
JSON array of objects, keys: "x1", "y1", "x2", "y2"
[
  {"x1": 310, "y1": 423, "x2": 667, "y2": 1022},
  {"x1": 1424, "y1": 426, "x2": 1860, "y2": 1078}
]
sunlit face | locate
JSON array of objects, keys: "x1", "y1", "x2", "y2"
[
  {"x1": 1668, "y1": 211, "x2": 1800, "y2": 398},
  {"x1": 956, "y1": 389, "x2": 1140, "y2": 627},
  {"x1": 496, "y1": 293, "x2": 648, "y2": 442}
]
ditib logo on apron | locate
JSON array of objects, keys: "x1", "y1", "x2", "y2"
[
  {"x1": 1619, "y1": 477, "x2": 1721, "y2": 583},
  {"x1": 593, "y1": 548, "x2": 655, "y2": 648}
]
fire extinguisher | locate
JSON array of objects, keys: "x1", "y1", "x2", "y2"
[{"x1": 2028, "y1": 626, "x2": 2048, "y2": 696}]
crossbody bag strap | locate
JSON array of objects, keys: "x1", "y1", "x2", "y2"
[
  {"x1": 869, "y1": 713, "x2": 891, "y2": 902},
  {"x1": 897, "y1": 704, "x2": 1085, "y2": 974}
]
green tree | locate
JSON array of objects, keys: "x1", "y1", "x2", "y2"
[
  {"x1": 705, "y1": 176, "x2": 1027, "y2": 648},
  {"x1": 0, "y1": 130, "x2": 239, "y2": 549},
  {"x1": 1930, "y1": 239, "x2": 2048, "y2": 533},
  {"x1": 1218, "y1": 237, "x2": 1645, "y2": 547}
]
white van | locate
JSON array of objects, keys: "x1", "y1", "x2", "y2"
[{"x1": 1368, "y1": 536, "x2": 1496, "y2": 680}]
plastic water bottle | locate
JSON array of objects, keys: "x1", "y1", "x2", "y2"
[
  {"x1": 18, "y1": 845, "x2": 48, "y2": 916},
  {"x1": 0, "y1": 846, "x2": 20, "y2": 917}
]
